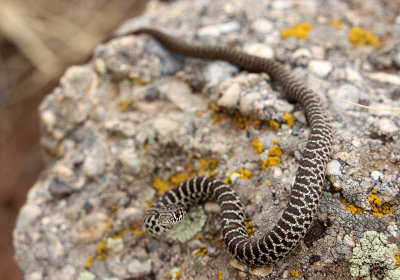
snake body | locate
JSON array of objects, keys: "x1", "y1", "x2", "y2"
[{"x1": 133, "y1": 28, "x2": 333, "y2": 266}]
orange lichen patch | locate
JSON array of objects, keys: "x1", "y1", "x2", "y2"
[
  {"x1": 281, "y1": 22, "x2": 313, "y2": 40},
  {"x1": 262, "y1": 144, "x2": 283, "y2": 170},
  {"x1": 368, "y1": 190, "x2": 394, "y2": 217},
  {"x1": 284, "y1": 112, "x2": 295, "y2": 127},
  {"x1": 246, "y1": 221, "x2": 256, "y2": 234},
  {"x1": 118, "y1": 98, "x2": 134, "y2": 111},
  {"x1": 252, "y1": 138, "x2": 263, "y2": 154},
  {"x1": 267, "y1": 180, "x2": 272, "y2": 186},
  {"x1": 262, "y1": 156, "x2": 281, "y2": 170},
  {"x1": 396, "y1": 250, "x2": 400, "y2": 267},
  {"x1": 85, "y1": 255, "x2": 94, "y2": 269},
  {"x1": 239, "y1": 168, "x2": 252, "y2": 179},
  {"x1": 273, "y1": 138, "x2": 279, "y2": 144},
  {"x1": 219, "y1": 270, "x2": 223, "y2": 280},
  {"x1": 193, "y1": 247, "x2": 208, "y2": 257},
  {"x1": 198, "y1": 158, "x2": 219, "y2": 176},
  {"x1": 210, "y1": 102, "x2": 226, "y2": 123},
  {"x1": 269, "y1": 145, "x2": 283, "y2": 157},
  {"x1": 111, "y1": 205, "x2": 120, "y2": 212},
  {"x1": 170, "y1": 172, "x2": 191, "y2": 185},
  {"x1": 269, "y1": 120, "x2": 280, "y2": 130},
  {"x1": 291, "y1": 269, "x2": 300, "y2": 276},
  {"x1": 331, "y1": 20, "x2": 343, "y2": 28},
  {"x1": 103, "y1": 222, "x2": 112, "y2": 233},
  {"x1": 348, "y1": 27, "x2": 382, "y2": 48},
  {"x1": 97, "y1": 240, "x2": 110, "y2": 260},
  {"x1": 341, "y1": 197, "x2": 365, "y2": 215},
  {"x1": 197, "y1": 110, "x2": 204, "y2": 116},
  {"x1": 133, "y1": 228, "x2": 146, "y2": 236},
  {"x1": 152, "y1": 177, "x2": 171, "y2": 195},
  {"x1": 196, "y1": 234, "x2": 203, "y2": 240}
]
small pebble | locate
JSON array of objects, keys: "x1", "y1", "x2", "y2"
[
  {"x1": 365, "y1": 72, "x2": 400, "y2": 85},
  {"x1": 120, "y1": 149, "x2": 142, "y2": 174},
  {"x1": 378, "y1": 118, "x2": 398, "y2": 133},
  {"x1": 244, "y1": 44, "x2": 274, "y2": 59},
  {"x1": 251, "y1": 19, "x2": 274, "y2": 33},
  {"x1": 16, "y1": 204, "x2": 42, "y2": 229},
  {"x1": 327, "y1": 160, "x2": 341, "y2": 176},
  {"x1": 308, "y1": 60, "x2": 332, "y2": 78},
  {"x1": 198, "y1": 21, "x2": 241, "y2": 37},
  {"x1": 345, "y1": 67, "x2": 363, "y2": 83},
  {"x1": 332, "y1": 84, "x2": 360, "y2": 110},
  {"x1": 217, "y1": 83, "x2": 241, "y2": 108},
  {"x1": 371, "y1": 171, "x2": 383, "y2": 181},
  {"x1": 240, "y1": 92, "x2": 261, "y2": 115},
  {"x1": 127, "y1": 259, "x2": 152, "y2": 277}
]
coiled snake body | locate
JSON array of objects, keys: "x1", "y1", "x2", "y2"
[{"x1": 131, "y1": 28, "x2": 333, "y2": 266}]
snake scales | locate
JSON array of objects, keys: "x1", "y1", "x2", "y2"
[{"x1": 128, "y1": 28, "x2": 333, "y2": 266}]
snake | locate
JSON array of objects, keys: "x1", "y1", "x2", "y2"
[{"x1": 127, "y1": 28, "x2": 333, "y2": 266}]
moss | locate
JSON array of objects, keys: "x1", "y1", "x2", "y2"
[
  {"x1": 348, "y1": 27, "x2": 382, "y2": 48},
  {"x1": 350, "y1": 231, "x2": 400, "y2": 279},
  {"x1": 281, "y1": 22, "x2": 313, "y2": 40},
  {"x1": 284, "y1": 112, "x2": 295, "y2": 127}
]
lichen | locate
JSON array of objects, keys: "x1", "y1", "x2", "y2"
[
  {"x1": 268, "y1": 120, "x2": 280, "y2": 130},
  {"x1": 281, "y1": 22, "x2": 313, "y2": 40},
  {"x1": 251, "y1": 138, "x2": 263, "y2": 154},
  {"x1": 167, "y1": 205, "x2": 206, "y2": 242},
  {"x1": 290, "y1": 269, "x2": 300, "y2": 276},
  {"x1": 261, "y1": 145, "x2": 283, "y2": 169},
  {"x1": 350, "y1": 231, "x2": 400, "y2": 280},
  {"x1": 348, "y1": 27, "x2": 382, "y2": 48},
  {"x1": 330, "y1": 20, "x2": 343, "y2": 28},
  {"x1": 368, "y1": 190, "x2": 394, "y2": 217},
  {"x1": 77, "y1": 271, "x2": 96, "y2": 280},
  {"x1": 341, "y1": 197, "x2": 365, "y2": 215},
  {"x1": 284, "y1": 112, "x2": 295, "y2": 127},
  {"x1": 192, "y1": 247, "x2": 208, "y2": 257},
  {"x1": 224, "y1": 168, "x2": 253, "y2": 183},
  {"x1": 246, "y1": 221, "x2": 256, "y2": 234}
]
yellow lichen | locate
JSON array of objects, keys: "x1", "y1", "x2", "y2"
[
  {"x1": 170, "y1": 172, "x2": 190, "y2": 185},
  {"x1": 239, "y1": 168, "x2": 252, "y2": 179},
  {"x1": 251, "y1": 138, "x2": 263, "y2": 154},
  {"x1": 368, "y1": 190, "x2": 394, "y2": 217},
  {"x1": 193, "y1": 247, "x2": 208, "y2": 257},
  {"x1": 348, "y1": 27, "x2": 382, "y2": 48},
  {"x1": 85, "y1": 256, "x2": 94, "y2": 269},
  {"x1": 291, "y1": 269, "x2": 300, "y2": 276},
  {"x1": 284, "y1": 112, "x2": 295, "y2": 127},
  {"x1": 273, "y1": 138, "x2": 279, "y2": 144},
  {"x1": 198, "y1": 158, "x2": 220, "y2": 175},
  {"x1": 133, "y1": 228, "x2": 146, "y2": 236},
  {"x1": 210, "y1": 102, "x2": 226, "y2": 123},
  {"x1": 269, "y1": 145, "x2": 283, "y2": 157},
  {"x1": 269, "y1": 120, "x2": 280, "y2": 130},
  {"x1": 246, "y1": 221, "x2": 256, "y2": 234},
  {"x1": 262, "y1": 156, "x2": 281, "y2": 170},
  {"x1": 152, "y1": 177, "x2": 171, "y2": 195},
  {"x1": 118, "y1": 98, "x2": 134, "y2": 111},
  {"x1": 341, "y1": 198, "x2": 365, "y2": 215},
  {"x1": 196, "y1": 234, "x2": 203, "y2": 240},
  {"x1": 267, "y1": 180, "x2": 272, "y2": 186},
  {"x1": 219, "y1": 270, "x2": 223, "y2": 280},
  {"x1": 281, "y1": 22, "x2": 313, "y2": 40},
  {"x1": 396, "y1": 250, "x2": 400, "y2": 267},
  {"x1": 331, "y1": 20, "x2": 343, "y2": 28}
]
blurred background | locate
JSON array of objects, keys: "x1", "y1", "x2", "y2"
[{"x1": 0, "y1": 0, "x2": 150, "y2": 278}]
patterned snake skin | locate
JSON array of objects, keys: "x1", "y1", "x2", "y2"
[{"x1": 131, "y1": 28, "x2": 333, "y2": 266}]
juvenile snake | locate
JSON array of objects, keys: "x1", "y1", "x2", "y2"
[{"x1": 129, "y1": 28, "x2": 333, "y2": 266}]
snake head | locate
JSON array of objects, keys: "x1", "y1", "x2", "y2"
[{"x1": 144, "y1": 204, "x2": 186, "y2": 236}]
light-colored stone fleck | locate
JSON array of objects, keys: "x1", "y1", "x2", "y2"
[
  {"x1": 378, "y1": 118, "x2": 398, "y2": 133},
  {"x1": 308, "y1": 60, "x2": 332, "y2": 77},
  {"x1": 327, "y1": 160, "x2": 341, "y2": 176}
]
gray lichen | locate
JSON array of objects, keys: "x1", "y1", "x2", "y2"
[{"x1": 350, "y1": 231, "x2": 400, "y2": 280}]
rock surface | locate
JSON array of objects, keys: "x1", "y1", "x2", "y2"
[{"x1": 14, "y1": 0, "x2": 400, "y2": 279}]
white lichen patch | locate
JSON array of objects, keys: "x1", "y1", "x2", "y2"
[
  {"x1": 350, "y1": 231, "x2": 400, "y2": 280},
  {"x1": 167, "y1": 205, "x2": 206, "y2": 242}
]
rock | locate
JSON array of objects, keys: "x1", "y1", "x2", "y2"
[
  {"x1": 308, "y1": 60, "x2": 332, "y2": 77},
  {"x1": 13, "y1": 0, "x2": 400, "y2": 279}
]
